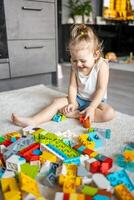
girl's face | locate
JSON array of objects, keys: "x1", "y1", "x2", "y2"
[{"x1": 70, "y1": 43, "x2": 99, "y2": 70}]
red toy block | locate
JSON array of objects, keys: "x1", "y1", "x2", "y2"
[
  {"x1": 79, "y1": 115, "x2": 91, "y2": 128},
  {"x1": 83, "y1": 148, "x2": 94, "y2": 156},
  {"x1": 90, "y1": 160, "x2": 101, "y2": 173},
  {"x1": 85, "y1": 195, "x2": 93, "y2": 200},
  {"x1": 100, "y1": 162, "x2": 109, "y2": 175},
  {"x1": 19, "y1": 143, "x2": 40, "y2": 161},
  {"x1": 73, "y1": 144, "x2": 83, "y2": 151},
  {"x1": 1, "y1": 139, "x2": 12, "y2": 147},
  {"x1": 63, "y1": 193, "x2": 70, "y2": 200},
  {"x1": 97, "y1": 189, "x2": 112, "y2": 198},
  {"x1": 103, "y1": 157, "x2": 113, "y2": 169}
]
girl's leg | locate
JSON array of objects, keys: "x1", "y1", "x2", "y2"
[
  {"x1": 12, "y1": 96, "x2": 69, "y2": 127},
  {"x1": 94, "y1": 103, "x2": 115, "y2": 122}
]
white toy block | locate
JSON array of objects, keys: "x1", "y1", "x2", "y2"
[
  {"x1": 2, "y1": 170, "x2": 15, "y2": 178},
  {"x1": 0, "y1": 144, "x2": 7, "y2": 154},
  {"x1": 82, "y1": 176, "x2": 92, "y2": 185},
  {"x1": 6, "y1": 154, "x2": 26, "y2": 172},
  {"x1": 92, "y1": 173, "x2": 112, "y2": 191},
  {"x1": 85, "y1": 158, "x2": 96, "y2": 171},
  {"x1": 22, "y1": 126, "x2": 35, "y2": 136},
  {"x1": 54, "y1": 192, "x2": 64, "y2": 200}
]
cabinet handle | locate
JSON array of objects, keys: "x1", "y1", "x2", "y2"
[
  {"x1": 22, "y1": 6, "x2": 42, "y2": 11},
  {"x1": 24, "y1": 46, "x2": 44, "y2": 49}
]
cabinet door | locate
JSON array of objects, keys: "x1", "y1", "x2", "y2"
[
  {"x1": 0, "y1": 61, "x2": 10, "y2": 79},
  {"x1": 4, "y1": 0, "x2": 55, "y2": 39},
  {"x1": 8, "y1": 40, "x2": 56, "y2": 77}
]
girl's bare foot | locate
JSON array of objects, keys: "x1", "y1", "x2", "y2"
[{"x1": 11, "y1": 113, "x2": 34, "y2": 128}]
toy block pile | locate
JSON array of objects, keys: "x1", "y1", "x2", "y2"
[{"x1": 0, "y1": 126, "x2": 134, "y2": 200}]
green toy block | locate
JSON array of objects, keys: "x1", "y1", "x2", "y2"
[
  {"x1": 0, "y1": 136, "x2": 5, "y2": 143},
  {"x1": 82, "y1": 185, "x2": 98, "y2": 196},
  {"x1": 20, "y1": 163, "x2": 39, "y2": 179}
]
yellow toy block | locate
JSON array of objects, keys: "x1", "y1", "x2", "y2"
[
  {"x1": 40, "y1": 151, "x2": 57, "y2": 164},
  {"x1": 5, "y1": 132, "x2": 21, "y2": 139},
  {"x1": 77, "y1": 193, "x2": 85, "y2": 200},
  {"x1": 4, "y1": 191, "x2": 21, "y2": 200},
  {"x1": 123, "y1": 150, "x2": 134, "y2": 162},
  {"x1": 36, "y1": 197, "x2": 47, "y2": 200},
  {"x1": 90, "y1": 151, "x2": 99, "y2": 158},
  {"x1": 79, "y1": 134, "x2": 88, "y2": 142},
  {"x1": 114, "y1": 184, "x2": 134, "y2": 200},
  {"x1": 19, "y1": 172, "x2": 41, "y2": 197},
  {"x1": 69, "y1": 193, "x2": 78, "y2": 200},
  {"x1": 1, "y1": 177, "x2": 21, "y2": 200}
]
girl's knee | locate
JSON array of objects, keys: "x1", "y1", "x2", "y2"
[
  {"x1": 103, "y1": 106, "x2": 115, "y2": 122},
  {"x1": 53, "y1": 97, "x2": 68, "y2": 107}
]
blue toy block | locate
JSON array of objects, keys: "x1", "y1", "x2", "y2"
[
  {"x1": 10, "y1": 137, "x2": 17, "y2": 142},
  {"x1": 107, "y1": 169, "x2": 134, "y2": 191},
  {"x1": 88, "y1": 132, "x2": 102, "y2": 149},
  {"x1": 32, "y1": 149, "x2": 42, "y2": 155},
  {"x1": 52, "y1": 114, "x2": 61, "y2": 122},
  {"x1": 64, "y1": 156, "x2": 80, "y2": 165},
  {"x1": 77, "y1": 145, "x2": 86, "y2": 153},
  {"x1": 47, "y1": 144, "x2": 68, "y2": 159},
  {"x1": 93, "y1": 194, "x2": 110, "y2": 200},
  {"x1": 0, "y1": 168, "x2": 4, "y2": 178}
]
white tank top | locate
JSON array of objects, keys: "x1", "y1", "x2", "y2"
[{"x1": 75, "y1": 57, "x2": 108, "y2": 100}]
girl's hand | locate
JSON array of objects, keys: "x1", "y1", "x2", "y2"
[
  {"x1": 61, "y1": 103, "x2": 76, "y2": 115},
  {"x1": 80, "y1": 106, "x2": 95, "y2": 122}
]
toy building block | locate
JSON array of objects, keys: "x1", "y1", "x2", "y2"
[
  {"x1": 20, "y1": 163, "x2": 39, "y2": 179},
  {"x1": 58, "y1": 164, "x2": 82, "y2": 193},
  {"x1": 19, "y1": 172, "x2": 41, "y2": 197},
  {"x1": 114, "y1": 184, "x2": 134, "y2": 200},
  {"x1": 5, "y1": 132, "x2": 21, "y2": 140},
  {"x1": 52, "y1": 113, "x2": 66, "y2": 122},
  {"x1": 88, "y1": 132, "x2": 103, "y2": 149},
  {"x1": 64, "y1": 156, "x2": 80, "y2": 165},
  {"x1": 40, "y1": 151, "x2": 57, "y2": 164},
  {"x1": 88, "y1": 128, "x2": 111, "y2": 139},
  {"x1": 1, "y1": 170, "x2": 15, "y2": 178},
  {"x1": 79, "y1": 134, "x2": 95, "y2": 150},
  {"x1": 1, "y1": 177, "x2": 21, "y2": 200},
  {"x1": 82, "y1": 185, "x2": 98, "y2": 196},
  {"x1": 32, "y1": 128, "x2": 48, "y2": 142},
  {"x1": 6, "y1": 154, "x2": 26, "y2": 172},
  {"x1": 3, "y1": 134, "x2": 35, "y2": 160},
  {"x1": 40, "y1": 132, "x2": 80, "y2": 160},
  {"x1": 19, "y1": 143, "x2": 40, "y2": 161},
  {"x1": 93, "y1": 194, "x2": 110, "y2": 200},
  {"x1": 123, "y1": 150, "x2": 134, "y2": 162},
  {"x1": 54, "y1": 192, "x2": 64, "y2": 200},
  {"x1": 92, "y1": 173, "x2": 112, "y2": 191},
  {"x1": 79, "y1": 114, "x2": 91, "y2": 128},
  {"x1": 107, "y1": 169, "x2": 134, "y2": 191}
]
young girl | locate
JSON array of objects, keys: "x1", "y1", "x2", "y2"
[{"x1": 12, "y1": 24, "x2": 115, "y2": 127}]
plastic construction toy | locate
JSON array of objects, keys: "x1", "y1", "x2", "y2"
[
  {"x1": 88, "y1": 127, "x2": 111, "y2": 139},
  {"x1": 58, "y1": 164, "x2": 82, "y2": 193},
  {"x1": 1, "y1": 177, "x2": 21, "y2": 200},
  {"x1": 54, "y1": 192, "x2": 93, "y2": 200},
  {"x1": 114, "y1": 184, "x2": 134, "y2": 200},
  {"x1": 107, "y1": 169, "x2": 134, "y2": 192},
  {"x1": 79, "y1": 114, "x2": 91, "y2": 128},
  {"x1": 52, "y1": 113, "x2": 66, "y2": 122}
]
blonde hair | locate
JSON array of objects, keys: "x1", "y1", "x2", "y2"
[{"x1": 69, "y1": 24, "x2": 102, "y2": 55}]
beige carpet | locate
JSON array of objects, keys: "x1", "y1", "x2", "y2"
[
  {"x1": 0, "y1": 84, "x2": 134, "y2": 187},
  {"x1": 0, "y1": 84, "x2": 134, "y2": 153}
]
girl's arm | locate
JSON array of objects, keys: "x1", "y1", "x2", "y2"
[
  {"x1": 68, "y1": 67, "x2": 77, "y2": 105},
  {"x1": 90, "y1": 62, "x2": 109, "y2": 109}
]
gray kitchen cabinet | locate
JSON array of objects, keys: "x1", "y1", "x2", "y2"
[
  {"x1": 2, "y1": 0, "x2": 57, "y2": 79},
  {"x1": 0, "y1": 59, "x2": 10, "y2": 79}
]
